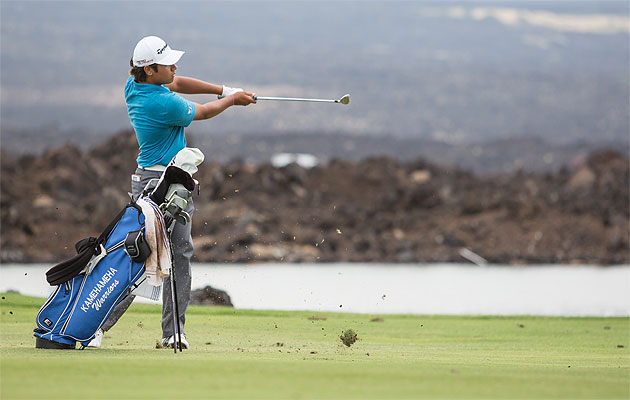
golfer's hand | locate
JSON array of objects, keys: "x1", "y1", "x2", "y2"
[{"x1": 233, "y1": 91, "x2": 256, "y2": 106}]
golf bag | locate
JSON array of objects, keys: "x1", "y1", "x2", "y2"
[
  {"x1": 34, "y1": 148, "x2": 202, "y2": 350},
  {"x1": 34, "y1": 203, "x2": 150, "y2": 349}
]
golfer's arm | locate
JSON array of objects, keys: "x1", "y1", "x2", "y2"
[
  {"x1": 192, "y1": 97, "x2": 233, "y2": 120},
  {"x1": 167, "y1": 77, "x2": 222, "y2": 95}
]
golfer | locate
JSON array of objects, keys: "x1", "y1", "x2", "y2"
[{"x1": 90, "y1": 36, "x2": 256, "y2": 349}]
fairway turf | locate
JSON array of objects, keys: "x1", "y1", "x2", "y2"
[{"x1": 1, "y1": 293, "x2": 628, "y2": 399}]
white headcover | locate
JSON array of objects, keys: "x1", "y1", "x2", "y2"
[{"x1": 167, "y1": 147, "x2": 205, "y2": 176}]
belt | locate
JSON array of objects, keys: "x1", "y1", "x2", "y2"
[{"x1": 140, "y1": 164, "x2": 167, "y2": 172}]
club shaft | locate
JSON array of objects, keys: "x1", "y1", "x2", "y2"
[{"x1": 254, "y1": 96, "x2": 338, "y2": 103}]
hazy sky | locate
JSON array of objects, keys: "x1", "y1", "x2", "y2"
[{"x1": 1, "y1": 1, "x2": 628, "y2": 146}]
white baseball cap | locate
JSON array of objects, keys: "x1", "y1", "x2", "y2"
[{"x1": 132, "y1": 36, "x2": 184, "y2": 67}]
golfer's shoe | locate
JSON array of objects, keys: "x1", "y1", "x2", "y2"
[
  {"x1": 162, "y1": 334, "x2": 189, "y2": 349},
  {"x1": 86, "y1": 329, "x2": 104, "y2": 348}
]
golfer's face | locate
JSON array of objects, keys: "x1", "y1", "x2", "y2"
[{"x1": 155, "y1": 64, "x2": 177, "y2": 84}]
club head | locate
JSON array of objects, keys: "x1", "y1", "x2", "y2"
[{"x1": 337, "y1": 94, "x2": 350, "y2": 105}]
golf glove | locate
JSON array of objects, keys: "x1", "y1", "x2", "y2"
[{"x1": 218, "y1": 85, "x2": 243, "y2": 99}]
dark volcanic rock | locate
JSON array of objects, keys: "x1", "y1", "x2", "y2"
[
  {"x1": 190, "y1": 285, "x2": 234, "y2": 306},
  {"x1": 1, "y1": 130, "x2": 628, "y2": 265}
]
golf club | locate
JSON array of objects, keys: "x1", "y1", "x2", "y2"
[{"x1": 254, "y1": 94, "x2": 350, "y2": 105}]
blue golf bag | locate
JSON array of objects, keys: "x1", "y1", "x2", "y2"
[
  {"x1": 34, "y1": 203, "x2": 150, "y2": 349},
  {"x1": 34, "y1": 150, "x2": 200, "y2": 351}
]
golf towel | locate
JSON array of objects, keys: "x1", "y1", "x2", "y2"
[{"x1": 136, "y1": 197, "x2": 171, "y2": 286}]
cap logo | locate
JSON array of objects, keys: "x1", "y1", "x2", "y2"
[{"x1": 157, "y1": 43, "x2": 167, "y2": 55}]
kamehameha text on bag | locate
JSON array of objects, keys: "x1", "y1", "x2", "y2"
[{"x1": 80, "y1": 267, "x2": 119, "y2": 313}]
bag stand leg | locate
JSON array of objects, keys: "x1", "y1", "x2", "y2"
[{"x1": 169, "y1": 263, "x2": 182, "y2": 353}]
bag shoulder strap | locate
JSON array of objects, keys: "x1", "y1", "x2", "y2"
[{"x1": 45, "y1": 203, "x2": 138, "y2": 286}]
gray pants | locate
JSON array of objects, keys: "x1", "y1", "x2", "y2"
[{"x1": 101, "y1": 168, "x2": 194, "y2": 338}]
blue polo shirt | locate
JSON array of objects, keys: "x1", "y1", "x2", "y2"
[{"x1": 125, "y1": 76, "x2": 196, "y2": 167}]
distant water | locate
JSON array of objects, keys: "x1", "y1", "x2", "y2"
[{"x1": 1, "y1": 263, "x2": 628, "y2": 316}]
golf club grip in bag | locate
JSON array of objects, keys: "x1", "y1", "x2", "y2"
[{"x1": 34, "y1": 204, "x2": 149, "y2": 349}]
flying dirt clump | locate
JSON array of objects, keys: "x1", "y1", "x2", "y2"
[{"x1": 339, "y1": 329, "x2": 358, "y2": 347}]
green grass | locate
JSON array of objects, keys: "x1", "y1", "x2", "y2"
[{"x1": 1, "y1": 293, "x2": 628, "y2": 399}]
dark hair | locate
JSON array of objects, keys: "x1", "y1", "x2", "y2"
[{"x1": 129, "y1": 58, "x2": 159, "y2": 82}]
